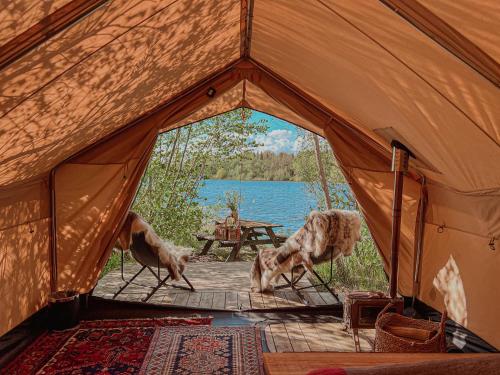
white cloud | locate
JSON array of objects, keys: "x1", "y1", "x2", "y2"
[
  {"x1": 292, "y1": 136, "x2": 306, "y2": 154},
  {"x1": 253, "y1": 129, "x2": 298, "y2": 154}
]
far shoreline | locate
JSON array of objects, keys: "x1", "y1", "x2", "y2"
[{"x1": 203, "y1": 178, "x2": 305, "y2": 183}]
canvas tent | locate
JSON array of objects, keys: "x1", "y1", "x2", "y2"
[{"x1": 0, "y1": 0, "x2": 499, "y2": 349}]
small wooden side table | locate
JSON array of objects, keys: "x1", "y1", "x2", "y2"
[{"x1": 344, "y1": 292, "x2": 404, "y2": 352}]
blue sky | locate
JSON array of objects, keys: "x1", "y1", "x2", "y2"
[{"x1": 249, "y1": 110, "x2": 303, "y2": 154}]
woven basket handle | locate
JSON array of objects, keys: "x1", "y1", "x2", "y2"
[{"x1": 377, "y1": 301, "x2": 395, "y2": 321}]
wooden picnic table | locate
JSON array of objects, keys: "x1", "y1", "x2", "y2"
[{"x1": 196, "y1": 219, "x2": 287, "y2": 261}]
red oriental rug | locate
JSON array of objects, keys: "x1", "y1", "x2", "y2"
[
  {"x1": 2, "y1": 317, "x2": 211, "y2": 375},
  {"x1": 140, "y1": 326, "x2": 264, "y2": 375}
]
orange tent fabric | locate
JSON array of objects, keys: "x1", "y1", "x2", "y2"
[{"x1": 0, "y1": 0, "x2": 498, "y2": 348}]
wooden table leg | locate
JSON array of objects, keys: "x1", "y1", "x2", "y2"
[
  {"x1": 352, "y1": 328, "x2": 361, "y2": 352},
  {"x1": 227, "y1": 228, "x2": 251, "y2": 262},
  {"x1": 249, "y1": 229, "x2": 260, "y2": 252},
  {"x1": 265, "y1": 227, "x2": 281, "y2": 248},
  {"x1": 200, "y1": 239, "x2": 214, "y2": 255}
]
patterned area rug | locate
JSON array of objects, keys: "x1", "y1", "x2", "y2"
[
  {"x1": 2, "y1": 317, "x2": 212, "y2": 374},
  {"x1": 141, "y1": 326, "x2": 264, "y2": 375}
]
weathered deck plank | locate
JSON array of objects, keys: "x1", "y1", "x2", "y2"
[
  {"x1": 266, "y1": 322, "x2": 375, "y2": 353},
  {"x1": 264, "y1": 326, "x2": 277, "y2": 352},
  {"x1": 249, "y1": 293, "x2": 265, "y2": 309},
  {"x1": 298, "y1": 322, "x2": 326, "y2": 351},
  {"x1": 225, "y1": 291, "x2": 239, "y2": 310},
  {"x1": 173, "y1": 292, "x2": 189, "y2": 306},
  {"x1": 237, "y1": 292, "x2": 251, "y2": 310},
  {"x1": 284, "y1": 322, "x2": 311, "y2": 352},
  {"x1": 284, "y1": 291, "x2": 305, "y2": 306},
  {"x1": 274, "y1": 290, "x2": 291, "y2": 308},
  {"x1": 261, "y1": 293, "x2": 278, "y2": 309},
  {"x1": 186, "y1": 292, "x2": 202, "y2": 307},
  {"x1": 269, "y1": 323, "x2": 294, "y2": 352},
  {"x1": 303, "y1": 291, "x2": 326, "y2": 306},
  {"x1": 199, "y1": 292, "x2": 214, "y2": 309},
  {"x1": 319, "y1": 291, "x2": 339, "y2": 305},
  {"x1": 94, "y1": 262, "x2": 380, "y2": 354},
  {"x1": 212, "y1": 292, "x2": 226, "y2": 309}
]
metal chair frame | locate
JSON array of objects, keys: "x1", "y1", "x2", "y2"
[
  {"x1": 275, "y1": 248, "x2": 341, "y2": 305},
  {"x1": 113, "y1": 248, "x2": 194, "y2": 303}
]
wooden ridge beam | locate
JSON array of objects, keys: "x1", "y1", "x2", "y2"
[
  {"x1": 240, "y1": 0, "x2": 255, "y2": 57},
  {"x1": 0, "y1": 0, "x2": 108, "y2": 71},
  {"x1": 381, "y1": 0, "x2": 500, "y2": 88}
]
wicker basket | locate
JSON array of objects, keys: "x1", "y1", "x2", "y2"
[
  {"x1": 214, "y1": 216, "x2": 241, "y2": 241},
  {"x1": 374, "y1": 302, "x2": 447, "y2": 353}
]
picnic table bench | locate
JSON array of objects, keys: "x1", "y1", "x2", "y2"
[{"x1": 196, "y1": 219, "x2": 287, "y2": 261}]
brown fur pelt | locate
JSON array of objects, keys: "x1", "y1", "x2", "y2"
[
  {"x1": 250, "y1": 209, "x2": 362, "y2": 292},
  {"x1": 116, "y1": 211, "x2": 191, "y2": 281}
]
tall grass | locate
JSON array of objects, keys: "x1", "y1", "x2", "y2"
[{"x1": 314, "y1": 222, "x2": 388, "y2": 292}]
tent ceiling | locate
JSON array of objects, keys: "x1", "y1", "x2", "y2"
[
  {"x1": 0, "y1": 0, "x2": 240, "y2": 187},
  {"x1": 251, "y1": 0, "x2": 500, "y2": 192},
  {"x1": 0, "y1": 0, "x2": 498, "y2": 192},
  {"x1": 1, "y1": 0, "x2": 169, "y2": 113}
]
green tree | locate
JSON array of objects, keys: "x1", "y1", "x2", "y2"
[
  {"x1": 132, "y1": 109, "x2": 268, "y2": 246},
  {"x1": 293, "y1": 131, "x2": 354, "y2": 210},
  {"x1": 205, "y1": 151, "x2": 298, "y2": 181}
]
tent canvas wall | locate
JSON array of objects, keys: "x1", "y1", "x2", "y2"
[{"x1": 0, "y1": 0, "x2": 498, "y2": 349}]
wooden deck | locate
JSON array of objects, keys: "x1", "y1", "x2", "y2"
[
  {"x1": 265, "y1": 321, "x2": 374, "y2": 353},
  {"x1": 93, "y1": 261, "x2": 374, "y2": 354},
  {"x1": 94, "y1": 261, "x2": 341, "y2": 310}
]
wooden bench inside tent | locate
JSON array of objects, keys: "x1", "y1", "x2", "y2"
[{"x1": 263, "y1": 352, "x2": 499, "y2": 375}]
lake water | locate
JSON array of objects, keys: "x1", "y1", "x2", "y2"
[{"x1": 198, "y1": 179, "x2": 319, "y2": 234}]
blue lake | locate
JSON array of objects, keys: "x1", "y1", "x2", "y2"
[{"x1": 198, "y1": 179, "x2": 319, "y2": 235}]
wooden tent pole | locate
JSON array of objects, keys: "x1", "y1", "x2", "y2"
[
  {"x1": 389, "y1": 140, "x2": 411, "y2": 299},
  {"x1": 49, "y1": 168, "x2": 58, "y2": 292}
]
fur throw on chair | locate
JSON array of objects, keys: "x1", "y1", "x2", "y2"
[
  {"x1": 116, "y1": 211, "x2": 191, "y2": 281},
  {"x1": 250, "y1": 209, "x2": 362, "y2": 292}
]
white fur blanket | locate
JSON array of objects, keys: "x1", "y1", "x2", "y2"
[
  {"x1": 116, "y1": 211, "x2": 191, "y2": 281},
  {"x1": 250, "y1": 209, "x2": 362, "y2": 292}
]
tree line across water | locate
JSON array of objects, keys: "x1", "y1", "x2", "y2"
[{"x1": 205, "y1": 151, "x2": 299, "y2": 181}]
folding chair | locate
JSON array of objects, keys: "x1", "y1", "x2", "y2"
[
  {"x1": 113, "y1": 232, "x2": 194, "y2": 302},
  {"x1": 275, "y1": 245, "x2": 341, "y2": 305}
]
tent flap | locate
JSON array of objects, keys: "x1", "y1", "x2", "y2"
[
  {"x1": 0, "y1": 179, "x2": 51, "y2": 336},
  {"x1": 55, "y1": 121, "x2": 158, "y2": 293}
]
